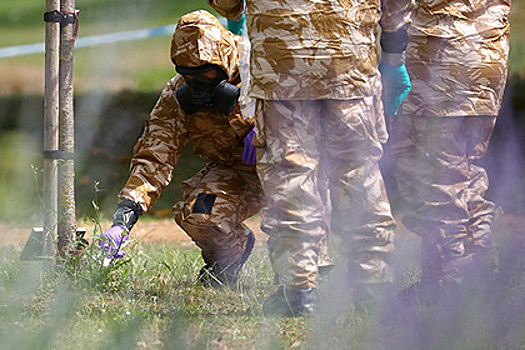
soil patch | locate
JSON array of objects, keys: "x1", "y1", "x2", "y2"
[
  {"x1": 2, "y1": 213, "x2": 524, "y2": 250},
  {"x1": 0, "y1": 216, "x2": 268, "y2": 249}
]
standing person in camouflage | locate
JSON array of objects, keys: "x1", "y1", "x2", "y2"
[
  {"x1": 98, "y1": 10, "x2": 264, "y2": 286},
  {"x1": 209, "y1": 0, "x2": 412, "y2": 315},
  {"x1": 389, "y1": 0, "x2": 511, "y2": 298}
]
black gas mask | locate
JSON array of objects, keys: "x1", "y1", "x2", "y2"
[{"x1": 175, "y1": 65, "x2": 240, "y2": 116}]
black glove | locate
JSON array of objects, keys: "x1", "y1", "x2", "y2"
[
  {"x1": 113, "y1": 199, "x2": 143, "y2": 230},
  {"x1": 380, "y1": 27, "x2": 409, "y2": 54},
  {"x1": 379, "y1": 27, "x2": 411, "y2": 118}
]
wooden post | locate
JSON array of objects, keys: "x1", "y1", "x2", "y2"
[
  {"x1": 57, "y1": 0, "x2": 77, "y2": 261},
  {"x1": 43, "y1": 0, "x2": 60, "y2": 262}
]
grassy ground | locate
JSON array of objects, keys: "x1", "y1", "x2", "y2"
[
  {"x1": 1, "y1": 222, "x2": 524, "y2": 350},
  {"x1": 0, "y1": 240, "x2": 343, "y2": 350}
]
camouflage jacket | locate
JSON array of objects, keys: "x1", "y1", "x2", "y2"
[
  {"x1": 119, "y1": 11, "x2": 255, "y2": 211},
  {"x1": 209, "y1": 0, "x2": 411, "y2": 100},
  {"x1": 399, "y1": 0, "x2": 511, "y2": 117}
]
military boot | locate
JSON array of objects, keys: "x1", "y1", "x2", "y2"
[
  {"x1": 198, "y1": 229, "x2": 255, "y2": 287},
  {"x1": 262, "y1": 286, "x2": 317, "y2": 317}
]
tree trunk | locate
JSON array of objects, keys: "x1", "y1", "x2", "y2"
[
  {"x1": 43, "y1": 0, "x2": 60, "y2": 262},
  {"x1": 57, "y1": 0, "x2": 77, "y2": 261}
]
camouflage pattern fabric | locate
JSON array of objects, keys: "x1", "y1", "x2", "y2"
[
  {"x1": 391, "y1": 0, "x2": 510, "y2": 285},
  {"x1": 119, "y1": 11, "x2": 254, "y2": 211},
  {"x1": 171, "y1": 10, "x2": 242, "y2": 85},
  {"x1": 209, "y1": 0, "x2": 408, "y2": 290},
  {"x1": 118, "y1": 74, "x2": 256, "y2": 210},
  {"x1": 209, "y1": 0, "x2": 412, "y2": 100},
  {"x1": 398, "y1": 0, "x2": 511, "y2": 117},
  {"x1": 173, "y1": 164, "x2": 264, "y2": 265},
  {"x1": 119, "y1": 10, "x2": 336, "y2": 268},
  {"x1": 256, "y1": 97, "x2": 395, "y2": 289},
  {"x1": 390, "y1": 115, "x2": 499, "y2": 285},
  {"x1": 118, "y1": 11, "x2": 260, "y2": 264}
]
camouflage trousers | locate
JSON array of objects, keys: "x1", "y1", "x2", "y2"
[
  {"x1": 173, "y1": 163, "x2": 264, "y2": 266},
  {"x1": 390, "y1": 114, "x2": 499, "y2": 285},
  {"x1": 255, "y1": 97, "x2": 396, "y2": 289}
]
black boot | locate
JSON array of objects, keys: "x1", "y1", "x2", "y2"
[
  {"x1": 262, "y1": 286, "x2": 317, "y2": 317},
  {"x1": 198, "y1": 229, "x2": 255, "y2": 287}
]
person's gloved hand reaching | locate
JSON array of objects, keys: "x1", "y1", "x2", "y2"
[
  {"x1": 227, "y1": 13, "x2": 245, "y2": 35},
  {"x1": 379, "y1": 60, "x2": 411, "y2": 118},
  {"x1": 99, "y1": 225, "x2": 129, "y2": 259},
  {"x1": 242, "y1": 127, "x2": 256, "y2": 166},
  {"x1": 99, "y1": 199, "x2": 142, "y2": 262},
  {"x1": 379, "y1": 28, "x2": 411, "y2": 118}
]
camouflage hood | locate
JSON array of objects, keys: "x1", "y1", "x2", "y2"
[{"x1": 170, "y1": 10, "x2": 241, "y2": 84}]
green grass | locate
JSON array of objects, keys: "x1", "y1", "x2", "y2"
[
  {"x1": 1, "y1": 230, "x2": 525, "y2": 350},
  {"x1": 0, "y1": 242, "x2": 304, "y2": 350},
  {"x1": 0, "y1": 238, "x2": 376, "y2": 350}
]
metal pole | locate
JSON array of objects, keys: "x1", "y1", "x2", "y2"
[
  {"x1": 43, "y1": 0, "x2": 60, "y2": 262},
  {"x1": 57, "y1": 0, "x2": 76, "y2": 261}
]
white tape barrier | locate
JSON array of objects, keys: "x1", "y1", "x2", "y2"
[{"x1": 0, "y1": 24, "x2": 176, "y2": 59}]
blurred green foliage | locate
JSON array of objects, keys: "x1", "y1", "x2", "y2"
[
  {"x1": 0, "y1": 91, "x2": 206, "y2": 223},
  {"x1": 0, "y1": 132, "x2": 41, "y2": 221},
  {"x1": 0, "y1": 0, "x2": 216, "y2": 46}
]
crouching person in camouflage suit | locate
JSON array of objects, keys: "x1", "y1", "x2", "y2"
[
  {"x1": 210, "y1": 0, "x2": 411, "y2": 315},
  {"x1": 99, "y1": 10, "x2": 264, "y2": 287}
]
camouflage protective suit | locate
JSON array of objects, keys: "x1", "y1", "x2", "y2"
[
  {"x1": 211, "y1": 0, "x2": 411, "y2": 291},
  {"x1": 391, "y1": 0, "x2": 511, "y2": 286},
  {"x1": 118, "y1": 11, "x2": 264, "y2": 268}
]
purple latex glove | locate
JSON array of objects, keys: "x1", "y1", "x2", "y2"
[
  {"x1": 99, "y1": 224, "x2": 129, "y2": 259},
  {"x1": 242, "y1": 127, "x2": 257, "y2": 166}
]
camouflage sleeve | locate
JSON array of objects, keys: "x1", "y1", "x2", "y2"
[
  {"x1": 230, "y1": 112, "x2": 255, "y2": 140},
  {"x1": 380, "y1": 0, "x2": 413, "y2": 33},
  {"x1": 207, "y1": 0, "x2": 244, "y2": 21},
  {"x1": 118, "y1": 78, "x2": 189, "y2": 212}
]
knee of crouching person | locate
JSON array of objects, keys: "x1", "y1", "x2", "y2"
[{"x1": 173, "y1": 193, "x2": 218, "y2": 227}]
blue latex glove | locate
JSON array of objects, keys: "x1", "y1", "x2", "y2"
[
  {"x1": 379, "y1": 61, "x2": 411, "y2": 118},
  {"x1": 99, "y1": 224, "x2": 129, "y2": 259},
  {"x1": 227, "y1": 14, "x2": 245, "y2": 35},
  {"x1": 242, "y1": 127, "x2": 257, "y2": 166}
]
